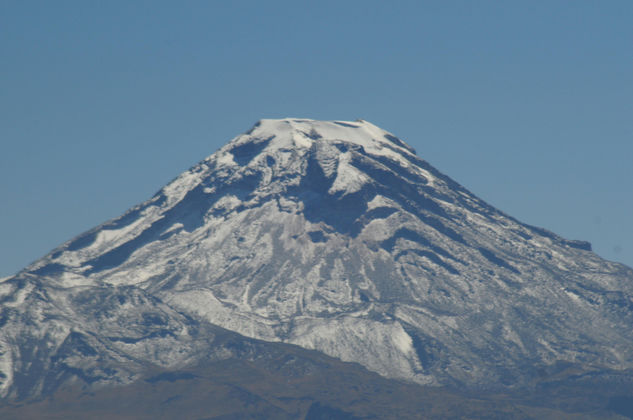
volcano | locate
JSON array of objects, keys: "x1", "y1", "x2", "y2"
[{"x1": 1, "y1": 119, "x2": 632, "y2": 415}]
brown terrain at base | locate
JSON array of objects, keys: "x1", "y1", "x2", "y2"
[{"x1": 0, "y1": 334, "x2": 628, "y2": 420}]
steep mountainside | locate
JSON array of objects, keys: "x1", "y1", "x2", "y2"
[{"x1": 2, "y1": 119, "x2": 632, "y2": 401}]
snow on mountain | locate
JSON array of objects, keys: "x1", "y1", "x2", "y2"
[{"x1": 2, "y1": 118, "x2": 633, "y2": 398}]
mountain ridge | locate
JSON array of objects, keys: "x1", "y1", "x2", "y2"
[{"x1": 2, "y1": 118, "x2": 632, "y2": 402}]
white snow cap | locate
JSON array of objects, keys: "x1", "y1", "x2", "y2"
[{"x1": 226, "y1": 118, "x2": 417, "y2": 160}]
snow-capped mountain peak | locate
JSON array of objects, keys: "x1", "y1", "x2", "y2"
[
  {"x1": 2, "y1": 119, "x2": 632, "y2": 399},
  {"x1": 223, "y1": 118, "x2": 417, "y2": 162}
]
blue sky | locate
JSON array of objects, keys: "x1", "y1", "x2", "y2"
[{"x1": 1, "y1": 1, "x2": 632, "y2": 276}]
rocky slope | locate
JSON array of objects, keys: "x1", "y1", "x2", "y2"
[{"x1": 2, "y1": 119, "x2": 632, "y2": 400}]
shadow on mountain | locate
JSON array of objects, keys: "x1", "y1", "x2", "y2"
[{"x1": 231, "y1": 136, "x2": 275, "y2": 166}]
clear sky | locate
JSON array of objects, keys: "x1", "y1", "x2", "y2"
[{"x1": 1, "y1": 1, "x2": 632, "y2": 277}]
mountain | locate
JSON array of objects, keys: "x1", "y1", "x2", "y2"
[{"x1": 1, "y1": 119, "x2": 632, "y2": 415}]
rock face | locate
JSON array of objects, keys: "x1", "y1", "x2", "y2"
[{"x1": 2, "y1": 118, "x2": 633, "y2": 399}]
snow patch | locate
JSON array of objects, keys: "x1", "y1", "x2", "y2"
[
  {"x1": 216, "y1": 151, "x2": 236, "y2": 167},
  {"x1": 166, "y1": 289, "x2": 279, "y2": 341},
  {"x1": 288, "y1": 317, "x2": 429, "y2": 383},
  {"x1": 212, "y1": 195, "x2": 243, "y2": 212},
  {"x1": 160, "y1": 166, "x2": 207, "y2": 207},
  {"x1": 0, "y1": 281, "x2": 15, "y2": 298},
  {"x1": 328, "y1": 153, "x2": 369, "y2": 195},
  {"x1": 392, "y1": 325, "x2": 414, "y2": 354},
  {"x1": 3, "y1": 282, "x2": 33, "y2": 307},
  {"x1": 233, "y1": 119, "x2": 416, "y2": 167},
  {"x1": 366, "y1": 195, "x2": 396, "y2": 210},
  {"x1": 564, "y1": 289, "x2": 584, "y2": 305}
]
